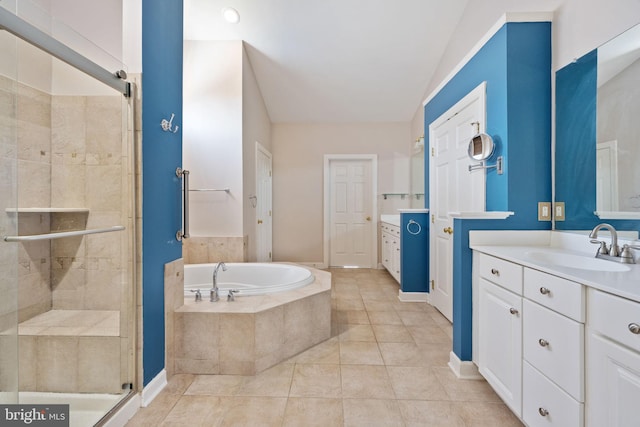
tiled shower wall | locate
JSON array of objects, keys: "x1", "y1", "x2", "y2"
[
  {"x1": 5, "y1": 75, "x2": 126, "y2": 322},
  {"x1": 0, "y1": 73, "x2": 19, "y2": 395}
]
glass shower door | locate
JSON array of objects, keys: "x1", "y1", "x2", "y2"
[
  {"x1": 0, "y1": 2, "x2": 136, "y2": 426},
  {"x1": 0, "y1": 0, "x2": 19, "y2": 407}
]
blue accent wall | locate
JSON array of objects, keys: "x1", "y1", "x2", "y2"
[
  {"x1": 555, "y1": 49, "x2": 640, "y2": 233},
  {"x1": 424, "y1": 22, "x2": 552, "y2": 362},
  {"x1": 141, "y1": 0, "x2": 184, "y2": 386},
  {"x1": 400, "y1": 212, "x2": 429, "y2": 293}
]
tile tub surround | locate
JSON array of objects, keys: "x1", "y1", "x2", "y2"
[
  {"x1": 182, "y1": 236, "x2": 247, "y2": 264},
  {"x1": 171, "y1": 267, "x2": 331, "y2": 376}
]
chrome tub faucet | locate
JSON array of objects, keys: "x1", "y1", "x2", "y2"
[{"x1": 211, "y1": 262, "x2": 227, "y2": 302}]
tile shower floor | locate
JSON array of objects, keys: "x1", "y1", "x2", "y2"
[{"x1": 126, "y1": 268, "x2": 522, "y2": 426}]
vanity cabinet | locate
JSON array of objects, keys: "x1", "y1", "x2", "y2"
[
  {"x1": 381, "y1": 221, "x2": 401, "y2": 283},
  {"x1": 586, "y1": 288, "x2": 640, "y2": 427},
  {"x1": 476, "y1": 253, "x2": 586, "y2": 426}
]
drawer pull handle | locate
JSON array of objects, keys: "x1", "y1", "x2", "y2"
[
  {"x1": 491, "y1": 268, "x2": 500, "y2": 276},
  {"x1": 509, "y1": 307, "x2": 519, "y2": 315},
  {"x1": 538, "y1": 338, "x2": 549, "y2": 347},
  {"x1": 539, "y1": 287, "x2": 550, "y2": 295},
  {"x1": 538, "y1": 408, "x2": 549, "y2": 417},
  {"x1": 629, "y1": 323, "x2": 640, "y2": 334}
]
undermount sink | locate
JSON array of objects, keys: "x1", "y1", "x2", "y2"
[{"x1": 525, "y1": 250, "x2": 631, "y2": 272}]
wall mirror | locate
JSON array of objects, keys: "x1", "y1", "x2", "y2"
[
  {"x1": 556, "y1": 22, "x2": 640, "y2": 226},
  {"x1": 596, "y1": 23, "x2": 640, "y2": 216},
  {"x1": 410, "y1": 144, "x2": 425, "y2": 208}
]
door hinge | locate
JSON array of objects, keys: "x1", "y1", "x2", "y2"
[
  {"x1": 431, "y1": 214, "x2": 434, "y2": 224},
  {"x1": 431, "y1": 147, "x2": 435, "y2": 157},
  {"x1": 269, "y1": 210, "x2": 272, "y2": 216},
  {"x1": 269, "y1": 251, "x2": 272, "y2": 259},
  {"x1": 269, "y1": 170, "x2": 272, "y2": 177},
  {"x1": 431, "y1": 280, "x2": 435, "y2": 290}
]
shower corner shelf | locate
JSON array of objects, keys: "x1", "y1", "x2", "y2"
[{"x1": 5, "y1": 207, "x2": 90, "y2": 213}]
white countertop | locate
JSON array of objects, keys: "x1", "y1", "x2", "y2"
[
  {"x1": 470, "y1": 231, "x2": 640, "y2": 303},
  {"x1": 380, "y1": 214, "x2": 400, "y2": 227}
]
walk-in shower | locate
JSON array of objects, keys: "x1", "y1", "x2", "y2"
[{"x1": 0, "y1": 3, "x2": 136, "y2": 426}]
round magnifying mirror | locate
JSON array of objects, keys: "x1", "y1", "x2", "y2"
[{"x1": 468, "y1": 133, "x2": 495, "y2": 161}]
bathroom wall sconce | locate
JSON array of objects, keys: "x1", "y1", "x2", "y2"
[
  {"x1": 414, "y1": 135, "x2": 424, "y2": 151},
  {"x1": 161, "y1": 113, "x2": 179, "y2": 133},
  {"x1": 248, "y1": 195, "x2": 257, "y2": 208}
]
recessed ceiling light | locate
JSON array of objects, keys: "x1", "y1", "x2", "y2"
[{"x1": 222, "y1": 7, "x2": 240, "y2": 24}]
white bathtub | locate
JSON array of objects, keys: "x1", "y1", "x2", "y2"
[{"x1": 183, "y1": 262, "x2": 315, "y2": 297}]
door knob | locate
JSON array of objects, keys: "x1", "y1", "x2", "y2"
[
  {"x1": 443, "y1": 227, "x2": 453, "y2": 235},
  {"x1": 366, "y1": 216, "x2": 371, "y2": 221},
  {"x1": 257, "y1": 219, "x2": 263, "y2": 224}
]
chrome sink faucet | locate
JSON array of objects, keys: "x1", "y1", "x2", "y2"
[
  {"x1": 588, "y1": 223, "x2": 640, "y2": 264},
  {"x1": 589, "y1": 223, "x2": 620, "y2": 257},
  {"x1": 211, "y1": 262, "x2": 227, "y2": 302}
]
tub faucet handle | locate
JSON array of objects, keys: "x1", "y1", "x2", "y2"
[
  {"x1": 190, "y1": 289, "x2": 202, "y2": 302},
  {"x1": 227, "y1": 289, "x2": 238, "y2": 302}
]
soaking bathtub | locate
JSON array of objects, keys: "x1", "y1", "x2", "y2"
[
  {"x1": 183, "y1": 262, "x2": 315, "y2": 297},
  {"x1": 172, "y1": 263, "x2": 332, "y2": 375}
]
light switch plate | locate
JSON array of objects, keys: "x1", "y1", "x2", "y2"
[
  {"x1": 554, "y1": 202, "x2": 566, "y2": 221},
  {"x1": 538, "y1": 202, "x2": 551, "y2": 221}
]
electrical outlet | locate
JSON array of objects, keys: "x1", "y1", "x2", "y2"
[
  {"x1": 538, "y1": 202, "x2": 551, "y2": 221},
  {"x1": 554, "y1": 202, "x2": 566, "y2": 221}
]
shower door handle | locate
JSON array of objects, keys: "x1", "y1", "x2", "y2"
[{"x1": 176, "y1": 167, "x2": 190, "y2": 241}]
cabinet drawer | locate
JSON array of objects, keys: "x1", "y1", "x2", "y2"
[
  {"x1": 523, "y1": 299, "x2": 584, "y2": 401},
  {"x1": 478, "y1": 254, "x2": 523, "y2": 295},
  {"x1": 523, "y1": 361, "x2": 584, "y2": 427},
  {"x1": 381, "y1": 223, "x2": 400, "y2": 237},
  {"x1": 588, "y1": 288, "x2": 640, "y2": 353},
  {"x1": 524, "y1": 268, "x2": 585, "y2": 322}
]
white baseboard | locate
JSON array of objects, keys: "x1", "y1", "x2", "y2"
[
  {"x1": 141, "y1": 369, "x2": 167, "y2": 407},
  {"x1": 102, "y1": 394, "x2": 141, "y2": 427},
  {"x1": 448, "y1": 351, "x2": 483, "y2": 380},
  {"x1": 398, "y1": 290, "x2": 428, "y2": 302}
]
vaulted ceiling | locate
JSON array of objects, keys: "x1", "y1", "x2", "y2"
[{"x1": 184, "y1": 0, "x2": 470, "y2": 123}]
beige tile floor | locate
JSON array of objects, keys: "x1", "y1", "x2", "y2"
[{"x1": 126, "y1": 268, "x2": 522, "y2": 426}]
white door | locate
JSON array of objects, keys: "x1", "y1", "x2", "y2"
[
  {"x1": 596, "y1": 140, "x2": 619, "y2": 212},
  {"x1": 327, "y1": 157, "x2": 375, "y2": 267},
  {"x1": 256, "y1": 142, "x2": 272, "y2": 262},
  {"x1": 429, "y1": 82, "x2": 486, "y2": 321}
]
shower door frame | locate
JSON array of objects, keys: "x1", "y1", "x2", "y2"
[{"x1": 0, "y1": 4, "x2": 139, "y2": 422}]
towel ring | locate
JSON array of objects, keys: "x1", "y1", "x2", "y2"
[{"x1": 406, "y1": 219, "x2": 421, "y2": 235}]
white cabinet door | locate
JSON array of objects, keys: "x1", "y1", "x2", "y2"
[
  {"x1": 381, "y1": 231, "x2": 392, "y2": 270},
  {"x1": 390, "y1": 234, "x2": 400, "y2": 282},
  {"x1": 478, "y1": 278, "x2": 523, "y2": 416},
  {"x1": 587, "y1": 331, "x2": 640, "y2": 427}
]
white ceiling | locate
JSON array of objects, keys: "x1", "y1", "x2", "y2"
[{"x1": 184, "y1": 0, "x2": 470, "y2": 123}]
